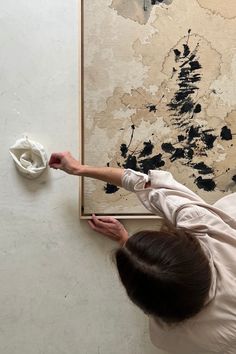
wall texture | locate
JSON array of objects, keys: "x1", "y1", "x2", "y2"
[{"x1": 0, "y1": 1, "x2": 163, "y2": 353}]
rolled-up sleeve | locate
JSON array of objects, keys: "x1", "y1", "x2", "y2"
[
  {"x1": 121, "y1": 169, "x2": 206, "y2": 223},
  {"x1": 121, "y1": 169, "x2": 149, "y2": 192}
]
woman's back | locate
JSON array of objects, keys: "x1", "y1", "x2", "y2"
[{"x1": 122, "y1": 169, "x2": 236, "y2": 354}]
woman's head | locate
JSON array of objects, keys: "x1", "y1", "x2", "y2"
[{"x1": 115, "y1": 230, "x2": 212, "y2": 324}]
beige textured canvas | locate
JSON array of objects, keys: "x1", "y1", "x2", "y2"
[{"x1": 81, "y1": 0, "x2": 236, "y2": 218}]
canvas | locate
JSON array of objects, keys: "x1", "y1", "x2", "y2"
[{"x1": 80, "y1": 0, "x2": 236, "y2": 219}]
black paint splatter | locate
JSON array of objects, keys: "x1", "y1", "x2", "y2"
[
  {"x1": 104, "y1": 31, "x2": 232, "y2": 196},
  {"x1": 123, "y1": 155, "x2": 139, "y2": 171},
  {"x1": 187, "y1": 148, "x2": 194, "y2": 159},
  {"x1": 183, "y1": 44, "x2": 190, "y2": 58},
  {"x1": 195, "y1": 177, "x2": 216, "y2": 192},
  {"x1": 174, "y1": 49, "x2": 181, "y2": 62},
  {"x1": 221, "y1": 126, "x2": 232, "y2": 141},
  {"x1": 152, "y1": 0, "x2": 164, "y2": 4},
  {"x1": 167, "y1": 38, "x2": 202, "y2": 125},
  {"x1": 161, "y1": 143, "x2": 175, "y2": 153},
  {"x1": 146, "y1": 104, "x2": 157, "y2": 113},
  {"x1": 178, "y1": 135, "x2": 185, "y2": 142},
  {"x1": 139, "y1": 141, "x2": 154, "y2": 157},
  {"x1": 190, "y1": 61, "x2": 201, "y2": 70},
  {"x1": 194, "y1": 104, "x2": 201, "y2": 114},
  {"x1": 120, "y1": 144, "x2": 128, "y2": 158},
  {"x1": 106, "y1": 123, "x2": 167, "y2": 192},
  {"x1": 188, "y1": 126, "x2": 201, "y2": 141},
  {"x1": 144, "y1": 0, "x2": 165, "y2": 11},
  {"x1": 104, "y1": 183, "x2": 119, "y2": 194},
  {"x1": 170, "y1": 148, "x2": 185, "y2": 161},
  {"x1": 139, "y1": 154, "x2": 165, "y2": 174},
  {"x1": 161, "y1": 32, "x2": 222, "y2": 192},
  {"x1": 202, "y1": 132, "x2": 217, "y2": 149},
  {"x1": 143, "y1": 0, "x2": 172, "y2": 11},
  {"x1": 192, "y1": 162, "x2": 213, "y2": 175}
]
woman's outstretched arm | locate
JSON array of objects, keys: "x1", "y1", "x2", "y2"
[
  {"x1": 49, "y1": 151, "x2": 128, "y2": 244},
  {"x1": 49, "y1": 151, "x2": 124, "y2": 187}
]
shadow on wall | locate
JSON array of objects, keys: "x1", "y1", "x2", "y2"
[{"x1": 11, "y1": 165, "x2": 53, "y2": 194}]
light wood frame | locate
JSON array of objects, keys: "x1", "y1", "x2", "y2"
[{"x1": 79, "y1": 0, "x2": 160, "y2": 220}]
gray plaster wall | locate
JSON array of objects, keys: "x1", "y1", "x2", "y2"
[{"x1": 0, "y1": 1, "x2": 164, "y2": 353}]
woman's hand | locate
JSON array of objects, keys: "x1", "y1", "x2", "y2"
[
  {"x1": 49, "y1": 151, "x2": 83, "y2": 175},
  {"x1": 88, "y1": 214, "x2": 128, "y2": 246}
]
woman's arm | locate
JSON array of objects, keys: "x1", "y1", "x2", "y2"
[
  {"x1": 80, "y1": 165, "x2": 124, "y2": 187},
  {"x1": 49, "y1": 152, "x2": 128, "y2": 244},
  {"x1": 49, "y1": 151, "x2": 124, "y2": 187}
]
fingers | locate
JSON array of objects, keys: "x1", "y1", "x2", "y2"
[
  {"x1": 88, "y1": 220, "x2": 103, "y2": 233},
  {"x1": 91, "y1": 214, "x2": 108, "y2": 229},
  {"x1": 88, "y1": 214, "x2": 128, "y2": 245},
  {"x1": 49, "y1": 153, "x2": 63, "y2": 168},
  {"x1": 92, "y1": 215, "x2": 117, "y2": 224},
  {"x1": 91, "y1": 215, "x2": 120, "y2": 233},
  {"x1": 49, "y1": 151, "x2": 71, "y2": 164},
  {"x1": 88, "y1": 219, "x2": 114, "y2": 238},
  {"x1": 49, "y1": 151, "x2": 72, "y2": 171},
  {"x1": 88, "y1": 216, "x2": 119, "y2": 241},
  {"x1": 91, "y1": 214, "x2": 116, "y2": 225}
]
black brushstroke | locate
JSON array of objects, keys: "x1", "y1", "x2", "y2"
[
  {"x1": 221, "y1": 126, "x2": 232, "y2": 141},
  {"x1": 120, "y1": 144, "x2": 128, "y2": 158},
  {"x1": 123, "y1": 155, "x2": 139, "y2": 171},
  {"x1": 161, "y1": 143, "x2": 175, "y2": 153},
  {"x1": 232, "y1": 175, "x2": 236, "y2": 183},
  {"x1": 139, "y1": 141, "x2": 154, "y2": 158},
  {"x1": 171, "y1": 67, "x2": 177, "y2": 78},
  {"x1": 128, "y1": 125, "x2": 136, "y2": 148},
  {"x1": 104, "y1": 183, "x2": 119, "y2": 194},
  {"x1": 194, "y1": 104, "x2": 201, "y2": 114},
  {"x1": 178, "y1": 135, "x2": 185, "y2": 142},
  {"x1": 168, "y1": 36, "x2": 202, "y2": 129},
  {"x1": 174, "y1": 49, "x2": 181, "y2": 62},
  {"x1": 183, "y1": 44, "x2": 190, "y2": 58},
  {"x1": 146, "y1": 104, "x2": 157, "y2": 113},
  {"x1": 190, "y1": 61, "x2": 201, "y2": 70},
  {"x1": 187, "y1": 148, "x2": 194, "y2": 160},
  {"x1": 170, "y1": 148, "x2": 185, "y2": 161},
  {"x1": 104, "y1": 31, "x2": 231, "y2": 196},
  {"x1": 202, "y1": 132, "x2": 217, "y2": 149},
  {"x1": 144, "y1": 0, "x2": 165, "y2": 11},
  {"x1": 192, "y1": 162, "x2": 213, "y2": 175},
  {"x1": 139, "y1": 154, "x2": 165, "y2": 174},
  {"x1": 195, "y1": 177, "x2": 216, "y2": 191},
  {"x1": 180, "y1": 99, "x2": 195, "y2": 114},
  {"x1": 188, "y1": 126, "x2": 201, "y2": 141}
]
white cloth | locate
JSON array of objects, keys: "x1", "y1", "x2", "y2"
[
  {"x1": 9, "y1": 137, "x2": 47, "y2": 179},
  {"x1": 122, "y1": 169, "x2": 236, "y2": 354}
]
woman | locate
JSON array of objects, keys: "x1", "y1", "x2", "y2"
[{"x1": 49, "y1": 151, "x2": 236, "y2": 354}]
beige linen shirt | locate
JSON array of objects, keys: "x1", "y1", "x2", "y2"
[{"x1": 122, "y1": 169, "x2": 236, "y2": 354}]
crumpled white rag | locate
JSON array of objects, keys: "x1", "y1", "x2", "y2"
[{"x1": 9, "y1": 137, "x2": 48, "y2": 179}]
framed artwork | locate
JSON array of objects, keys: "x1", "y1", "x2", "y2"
[{"x1": 80, "y1": 0, "x2": 236, "y2": 219}]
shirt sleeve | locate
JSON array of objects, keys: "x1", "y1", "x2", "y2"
[
  {"x1": 121, "y1": 169, "x2": 149, "y2": 192},
  {"x1": 122, "y1": 169, "x2": 206, "y2": 223},
  {"x1": 213, "y1": 193, "x2": 236, "y2": 220}
]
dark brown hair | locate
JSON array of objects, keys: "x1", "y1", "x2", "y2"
[{"x1": 115, "y1": 230, "x2": 212, "y2": 324}]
